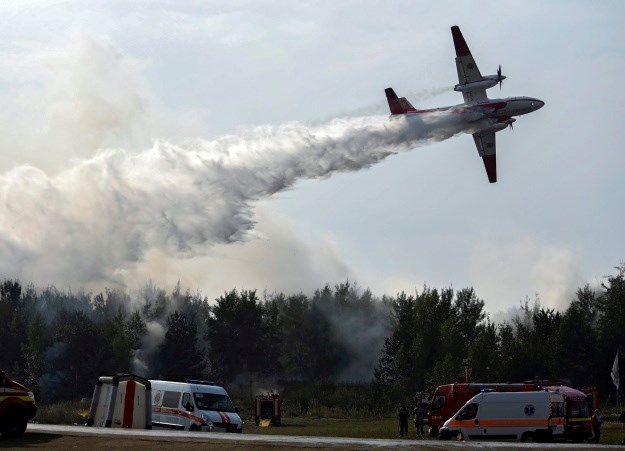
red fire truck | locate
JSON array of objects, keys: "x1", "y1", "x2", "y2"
[
  {"x1": 427, "y1": 379, "x2": 592, "y2": 441},
  {"x1": 253, "y1": 393, "x2": 281, "y2": 426},
  {"x1": 0, "y1": 369, "x2": 37, "y2": 438}
]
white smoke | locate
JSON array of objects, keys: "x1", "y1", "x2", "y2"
[
  {"x1": 130, "y1": 320, "x2": 166, "y2": 378},
  {"x1": 0, "y1": 111, "x2": 477, "y2": 289}
]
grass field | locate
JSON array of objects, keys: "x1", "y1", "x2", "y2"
[
  {"x1": 248, "y1": 416, "x2": 422, "y2": 440},
  {"x1": 249, "y1": 416, "x2": 625, "y2": 445},
  {"x1": 36, "y1": 403, "x2": 625, "y2": 445}
]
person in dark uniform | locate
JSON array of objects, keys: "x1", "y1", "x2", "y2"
[
  {"x1": 398, "y1": 404, "x2": 410, "y2": 437},
  {"x1": 413, "y1": 404, "x2": 425, "y2": 437},
  {"x1": 589, "y1": 409, "x2": 604, "y2": 443}
]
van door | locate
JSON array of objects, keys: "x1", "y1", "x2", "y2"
[
  {"x1": 456, "y1": 402, "x2": 480, "y2": 440},
  {"x1": 161, "y1": 391, "x2": 183, "y2": 429}
]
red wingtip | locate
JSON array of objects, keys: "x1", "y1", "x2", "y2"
[
  {"x1": 482, "y1": 154, "x2": 497, "y2": 183},
  {"x1": 451, "y1": 25, "x2": 471, "y2": 58}
]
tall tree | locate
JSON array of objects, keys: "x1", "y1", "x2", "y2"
[
  {"x1": 160, "y1": 311, "x2": 205, "y2": 381},
  {"x1": 206, "y1": 290, "x2": 268, "y2": 381},
  {"x1": 558, "y1": 285, "x2": 599, "y2": 385},
  {"x1": 0, "y1": 280, "x2": 25, "y2": 375}
]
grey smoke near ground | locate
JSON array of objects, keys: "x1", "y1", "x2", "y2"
[
  {"x1": 130, "y1": 321, "x2": 166, "y2": 377},
  {"x1": 0, "y1": 111, "x2": 479, "y2": 289}
]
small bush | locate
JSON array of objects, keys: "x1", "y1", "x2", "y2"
[{"x1": 37, "y1": 401, "x2": 90, "y2": 425}]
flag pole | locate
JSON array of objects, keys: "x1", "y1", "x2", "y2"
[{"x1": 612, "y1": 350, "x2": 620, "y2": 410}]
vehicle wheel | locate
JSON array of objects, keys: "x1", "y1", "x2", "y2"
[
  {"x1": 521, "y1": 432, "x2": 534, "y2": 442},
  {"x1": 0, "y1": 414, "x2": 28, "y2": 438}
]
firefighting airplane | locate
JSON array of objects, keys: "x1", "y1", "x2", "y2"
[{"x1": 385, "y1": 25, "x2": 544, "y2": 183}]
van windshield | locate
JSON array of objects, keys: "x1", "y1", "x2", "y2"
[
  {"x1": 430, "y1": 394, "x2": 446, "y2": 411},
  {"x1": 193, "y1": 392, "x2": 235, "y2": 412}
]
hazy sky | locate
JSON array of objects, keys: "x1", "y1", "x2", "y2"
[{"x1": 0, "y1": 1, "x2": 623, "y2": 315}]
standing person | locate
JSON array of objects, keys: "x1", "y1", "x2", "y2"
[
  {"x1": 413, "y1": 404, "x2": 425, "y2": 437},
  {"x1": 398, "y1": 404, "x2": 410, "y2": 437},
  {"x1": 589, "y1": 408, "x2": 604, "y2": 443}
]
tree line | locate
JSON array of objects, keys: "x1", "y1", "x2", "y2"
[
  {"x1": 0, "y1": 264, "x2": 623, "y2": 411},
  {"x1": 373, "y1": 264, "x2": 625, "y2": 407}
]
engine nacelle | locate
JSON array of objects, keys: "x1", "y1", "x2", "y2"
[
  {"x1": 454, "y1": 79, "x2": 498, "y2": 92},
  {"x1": 489, "y1": 117, "x2": 516, "y2": 132},
  {"x1": 454, "y1": 74, "x2": 505, "y2": 92}
]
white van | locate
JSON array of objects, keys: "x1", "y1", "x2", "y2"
[
  {"x1": 438, "y1": 390, "x2": 565, "y2": 442},
  {"x1": 150, "y1": 379, "x2": 242, "y2": 433}
]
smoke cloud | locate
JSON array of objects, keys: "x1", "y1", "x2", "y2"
[{"x1": 0, "y1": 110, "x2": 478, "y2": 290}]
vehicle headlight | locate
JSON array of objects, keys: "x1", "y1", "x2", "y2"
[
  {"x1": 201, "y1": 413, "x2": 212, "y2": 425},
  {"x1": 28, "y1": 391, "x2": 36, "y2": 403}
]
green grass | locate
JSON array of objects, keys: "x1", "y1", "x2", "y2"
[
  {"x1": 34, "y1": 402, "x2": 625, "y2": 445},
  {"x1": 598, "y1": 422, "x2": 625, "y2": 445},
  {"x1": 246, "y1": 416, "x2": 427, "y2": 440},
  {"x1": 36, "y1": 401, "x2": 90, "y2": 425},
  {"x1": 248, "y1": 416, "x2": 625, "y2": 445}
]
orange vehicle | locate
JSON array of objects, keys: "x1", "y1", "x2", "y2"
[
  {"x1": 0, "y1": 369, "x2": 37, "y2": 438},
  {"x1": 427, "y1": 379, "x2": 591, "y2": 441}
]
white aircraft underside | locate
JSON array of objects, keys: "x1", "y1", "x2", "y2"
[{"x1": 385, "y1": 25, "x2": 544, "y2": 183}]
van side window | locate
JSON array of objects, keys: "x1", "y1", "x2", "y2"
[
  {"x1": 182, "y1": 393, "x2": 193, "y2": 409},
  {"x1": 459, "y1": 402, "x2": 478, "y2": 420},
  {"x1": 551, "y1": 401, "x2": 564, "y2": 417},
  {"x1": 162, "y1": 391, "x2": 181, "y2": 408}
]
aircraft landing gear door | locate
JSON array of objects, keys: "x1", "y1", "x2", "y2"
[{"x1": 457, "y1": 402, "x2": 480, "y2": 440}]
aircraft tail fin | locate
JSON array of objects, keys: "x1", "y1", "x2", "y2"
[{"x1": 385, "y1": 88, "x2": 418, "y2": 114}]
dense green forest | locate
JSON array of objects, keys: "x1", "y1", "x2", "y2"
[{"x1": 0, "y1": 263, "x2": 623, "y2": 413}]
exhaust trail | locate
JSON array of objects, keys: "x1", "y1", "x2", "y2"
[{"x1": 0, "y1": 111, "x2": 475, "y2": 287}]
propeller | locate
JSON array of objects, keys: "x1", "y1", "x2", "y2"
[{"x1": 497, "y1": 65, "x2": 505, "y2": 90}]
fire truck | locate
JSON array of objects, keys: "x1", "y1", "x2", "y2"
[
  {"x1": 0, "y1": 370, "x2": 37, "y2": 438},
  {"x1": 253, "y1": 393, "x2": 281, "y2": 426},
  {"x1": 427, "y1": 379, "x2": 592, "y2": 441}
]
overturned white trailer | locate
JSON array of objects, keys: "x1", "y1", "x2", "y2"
[{"x1": 86, "y1": 374, "x2": 152, "y2": 429}]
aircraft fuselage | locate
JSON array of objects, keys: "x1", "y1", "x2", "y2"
[{"x1": 399, "y1": 96, "x2": 544, "y2": 121}]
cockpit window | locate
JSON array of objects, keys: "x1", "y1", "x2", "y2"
[
  {"x1": 568, "y1": 402, "x2": 590, "y2": 418},
  {"x1": 458, "y1": 402, "x2": 478, "y2": 420}
]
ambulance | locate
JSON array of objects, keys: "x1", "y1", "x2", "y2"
[
  {"x1": 150, "y1": 379, "x2": 242, "y2": 432},
  {"x1": 438, "y1": 390, "x2": 565, "y2": 442}
]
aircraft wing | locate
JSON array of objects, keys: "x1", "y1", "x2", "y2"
[
  {"x1": 451, "y1": 26, "x2": 487, "y2": 104},
  {"x1": 472, "y1": 130, "x2": 497, "y2": 183}
]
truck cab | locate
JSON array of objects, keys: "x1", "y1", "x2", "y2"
[{"x1": 0, "y1": 369, "x2": 37, "y2": 438}]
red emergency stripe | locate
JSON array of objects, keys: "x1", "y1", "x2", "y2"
[
  {"x1": 153, "y1": 406, "x2": 206, "y2": 425},
  {"x1": 122, "y1": 380, "x2": 136, "y2": 428},
  {"x1": 216, "y1": 411, "x2": 231, "y2": 423}
]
